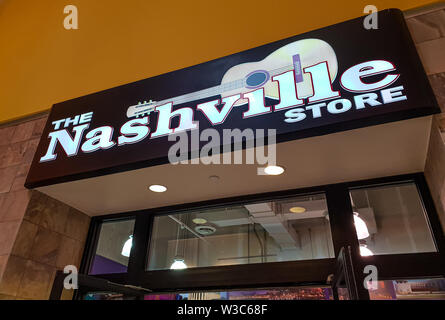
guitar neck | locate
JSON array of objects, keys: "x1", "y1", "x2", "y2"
[
  {"x1": 156, "y1": 64, "x2": 294, "y2": 106},
  {"x1": 156, "y1": 78, "x2": 245, "y2": 106}
]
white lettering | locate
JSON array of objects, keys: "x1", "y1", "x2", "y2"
[
  {"x1": 197, "y1": 94, "x2": 241, "y2": 125},
  {"x1": 64, "y1": 115, "x2": 80, "y2": 128},
  {"x1": 304, "y1": 62, "x2": 340, "y2": 103},
  {"x1": 354, "y1": 93, "x2": 382, "y2": 109},
  {"x1": 151, "y1": 102, "x2": 198, "y2": 138},
  {"x1": 306, "y1": 103, "x2": 326, "y2": 118},
  {"x1": 284, "y1": 108, "x2": 306, "y2": 123},
  {"x1": 81, "y1": 127, "x2": 115, "y2": 153},
  {"x1": 272, "y1": 70, "x2": 304, "y2": 111},
  {"x1": 341, "y1": 60, "x2": 399, "y2": 93},
  {"x1": 52, "y1": 119, "x2": 65, "y2": 130},
  {"x1": 79, "y1": 112, "x2": 94, "y2": 124},
  {"x1": 327, "y1": 99, "x2": 352, "y2": 114},
  {"x1": 118, "y1": 117, "x2": 150, "y2": 145},
  {"x1": 381, "y1": 85, "x2": 407, "y2": 104},
  {"x1": 242, "y1": 88, "x2": 271, "y2": 118},
  {"x1": 40, "y1": 124, "x2": 89, "y2": 162}
]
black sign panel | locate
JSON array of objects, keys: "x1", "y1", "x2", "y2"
[{"x1": 25, "y1": 9, "x2": 439, "y2": 188}]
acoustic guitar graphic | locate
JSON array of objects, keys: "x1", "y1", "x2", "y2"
[{"x1": 127, "y1": 39, "x2": 338, "y2": 118}]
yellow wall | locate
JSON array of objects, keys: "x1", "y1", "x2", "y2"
[{"x1": 0, "y1": 0, "x2": 436, "y2": 123}]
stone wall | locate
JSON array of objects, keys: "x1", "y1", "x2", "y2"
[
  {"x1": 406, "y1": 7, "x2": 445, "y2": 231},
  {"x1": 0, "y1": 116, "x2": 91, "y2": 300}
]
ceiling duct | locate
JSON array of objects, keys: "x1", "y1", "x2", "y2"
[{"x1": 244, "y1": 202, "x2": 300, "y2": 250}]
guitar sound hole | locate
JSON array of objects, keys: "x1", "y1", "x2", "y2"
[{"x1": 245, "y1": 70, "x2": 270, "y2": 89}]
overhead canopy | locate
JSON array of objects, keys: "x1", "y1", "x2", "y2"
[{"x1": 36, "y1": 116, "x2": 432, "y2": 216}]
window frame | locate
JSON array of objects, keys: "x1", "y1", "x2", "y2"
[{"x1": 79, "y1": 172, "x2": 445, "y2": 295}]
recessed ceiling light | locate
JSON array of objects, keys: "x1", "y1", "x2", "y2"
[
  {"x1": 192, "y1": 218, "x2": 207, "y2": 225},
  {"x1": 195, "y1": 225, "x2": 216, "y2": 235},
  {"x1": 289, "y1": 206, "x2": 306, "y2": 213},
  {"x1": 264, "y1": 165, "x2": 285, "y2": 175},
  {"x1": 148, "y1": 184, "x2": 167, "y2": 192}
]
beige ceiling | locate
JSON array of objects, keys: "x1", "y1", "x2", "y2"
[{"x1": 37, "y1": 116, "x2": 433, "y2": 216}]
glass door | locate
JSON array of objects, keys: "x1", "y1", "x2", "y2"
[{"x1": 331, "y1": 246, "x2": 360, "y2": 300}]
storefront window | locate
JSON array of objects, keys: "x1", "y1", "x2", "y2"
[
  {"x1": 147, "y1": 194, "x2": 334, "y2": 271},
  {"x1": 81, "y1": 286, "x2": 334, "y2": 300},
  {"x1": 349, "y1": 182, "x2": 436, "y2": 256},
  {"x1": 144, "y1": 286, "x2": 333, "y2": 300},
  {"x1": 83, "y1": 292, "x2": 135, "y2": 300},
  {"x1": 89, "y1": 219, "x2": 136, "y2": 275},
  {"x1": 368, "y1": 278, "x2": 445, "y2": 300}
]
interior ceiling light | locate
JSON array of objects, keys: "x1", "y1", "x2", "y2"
[
  {"x1": 264, "y1": 165, "x2": 285, "y2": 175},
  {"x1": 359, "y1": 245, "x2": 374, "y2": 257},
  {"x1": 195, "y1": 225, "x2": 216, "y2": 236},
  {"x1": 121, "y1": 235, "x2": 133, "y2": 257},
  {"x1": 170, "y1": 258, "x2": 187, "y2": 270},
  {"x1": 148, "y1": 184, "x2": 167, "y2": 193},
  {"x1": 171, "y1": 222, "x2": 187, "y2": 270},
  {"x1": 289, "y1": 206, "x2": 306, "y2": 213},
  {"x1": 353, "y1": 212, "x2": 370, "y2": 240},
  {"x1": 192, "y1": 218, "x2": 207, "y2": 225}
]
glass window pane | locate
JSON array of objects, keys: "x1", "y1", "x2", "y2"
[
  {"x1": 144, "y1": 286, "x2": 333, "y2": 300},
  {"x1": 349, "y1": 182, "x2": 436, "y2": 256},
  {"x1": 83, "y1": 292, "x2": 138, "y2": 300},
  {"x1": 83, "y1": 292, "x2": 124, "y2": 300},
  {"x1": 147, "y1": 194, "x2": 334, "y2": 271},
  {"x1": 368, "y1": 278, "x2": 445, "y2": 300},
  {"x1": 89, "y1": 219, "x2": 135, "y2": 275}
]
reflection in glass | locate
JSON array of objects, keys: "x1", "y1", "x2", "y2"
[
  {"x1": 350, "y1": 182, "x2": 436, "y2": 256},
  {"x1": 368, "y1": 278, "x2": 445, "y2": 300},
  {"x1": 121, "y1": 235, "x2": 133, "y2": 257},
  {"x1": 89, "y1": 219, "x2": 135, "y2": 275},
  {"x1": 144, "y1": 286, "x2": 333, "y2": 300},
  {"x1": 147, "y1": 194, "x2": 334, "y2": 271},
  {"x1": 353, "y1": 213, "x2": 369, "y2": 240},
  {"x1": 83, "y1": 292, "x2": 135, "y2": 300},
  {"x1": 359, "y1": 244, "x2": 374, "y2": 257}
]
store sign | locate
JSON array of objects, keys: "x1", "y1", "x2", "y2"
[{"x1": 26, "y1": 9, "x2": 439, "y2": 188}]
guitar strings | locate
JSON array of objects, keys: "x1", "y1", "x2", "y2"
[{"x1": 155, "y1": 64, "x2": 295, "y2": 106}]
